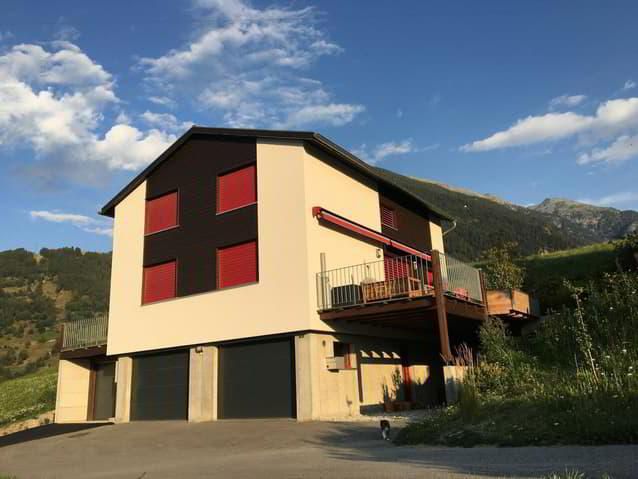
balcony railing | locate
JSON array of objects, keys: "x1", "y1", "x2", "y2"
[
  {"x1": 61, "y1": 314, "x2": 108, "y2": 351},
  {"x1": 439, "y1": 252, "x2": 484, "y2": 304},
  {"x1": 317, "y1": 252, "x2": 484, "y2": 311}
]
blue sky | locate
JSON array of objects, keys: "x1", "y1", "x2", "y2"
[{"x1": 1, "y1": 0, "x2": 637, "y2": 252}]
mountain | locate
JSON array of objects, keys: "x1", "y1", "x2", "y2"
[
  {"x1": 530, "y1": 198, "x2": 638, "y2": 241},
  {"x1": 0, "y1": 248, "x2": 110, "y2": 380},
  {"x1": 374, "y1": 168, "x2": 601, "y2": 261}
]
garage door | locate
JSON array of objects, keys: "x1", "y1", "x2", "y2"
[
  {"x1": 131, "y1": 350, "x2": 189, "y2": 420},
  {"x1": 219, "y1": 338, "x2": 295, "y2": 419}
]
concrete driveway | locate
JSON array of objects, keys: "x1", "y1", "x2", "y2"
[{"x1": 0, "y1": 420, "x2": 636, "y2": 479}]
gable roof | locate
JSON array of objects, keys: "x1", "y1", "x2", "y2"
[{"x1": 99, "y1": 126, "x2": 453, "y2": 221}]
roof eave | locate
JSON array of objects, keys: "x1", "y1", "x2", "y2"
[{"x1": 99, "y1": 127, "x2": 454, "y2": 223}]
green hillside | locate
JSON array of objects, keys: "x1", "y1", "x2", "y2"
[
  {"x1": 0, "y1": 368, "x2": 57, "y2": 426},
  {"x1": 0, "y1": 248, "x2": 111, "y2": 380},
  {"x1": 375, "y1": 167, "x2": 598, "y2": 261},
  {"x1": 520, "y1": 242, "x2": 619, "y2": 312}
]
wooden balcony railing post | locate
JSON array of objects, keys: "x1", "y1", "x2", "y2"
[
  {"x1": 431, "y1": 250, "x2": 452, "y2": 362},
  {"x1": 479, "y1": 270, "x2": 489, "y2": 319}
]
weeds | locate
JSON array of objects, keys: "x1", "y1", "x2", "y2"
[{"x1": 398, "y1": 272, "x2": 638, "y2": 446}]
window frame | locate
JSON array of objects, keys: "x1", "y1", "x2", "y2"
[
  {"x1": 144, "y1": 190, "x2": 180, "y2": 236},
  {"x1": 141, "y1": 259, "x2": 178, "y2": 305},
  {"x1": 216, "y1": 239, "x2": 259, "y2": 290},
  {"x1": 216, "y1": 163, "x2": 258, "y2": 216}
]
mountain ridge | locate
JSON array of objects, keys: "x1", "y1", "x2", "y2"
[
  {"x1": 530, "y1": 197, "x2": 638, "y2": 240},
  {"x1": 374, "y1": 167, "x2": 605, "y2": 260}
]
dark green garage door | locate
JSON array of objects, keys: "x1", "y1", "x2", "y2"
[
  {"x1": 131, "y1": 350, "x2": 189, "y2": 420},
  {"x1": 219, "y1": 338, "x2": 295, "y2": 419}
]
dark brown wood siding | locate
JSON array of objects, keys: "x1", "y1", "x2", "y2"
[
  {"x1": 379, "y1": 193, "x2": 433, "y2": 252},
  {"x1": 144, "y1": 134, "x2": 258, "y2": 298}
]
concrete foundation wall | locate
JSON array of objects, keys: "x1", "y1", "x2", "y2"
[
  {"x1": 295, "y1": 333, "x2": 437, "y2": 419},
  {"x1": 443, "y1": 365, "x2": 467, "y2": 404},
  {"x1": 55, "y1": 359, "x2": 91, "y2": 423}
]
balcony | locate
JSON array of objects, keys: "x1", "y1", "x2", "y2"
[
  {"x1": 61, "y1": 314, "x2": 108, "y2": 353},
  {"x1": 316, "y1": 251, "x2": 488, "y2": 361},
  {"x1": 317, "y1": 252, "x2": 485, "y2": 312}
]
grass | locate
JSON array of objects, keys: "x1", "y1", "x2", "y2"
[
  {"x1": 519, "y1": 242, "x2": 617, "y2": 311},
  {"x1": 398, "y1": 272, "x2": 638, "y2": 448},
  {"x1": 521, "y1": 242, "x2": 617, "y2": 281},
  {"x1": 396, "y1": 391, "x2": 638, "y2": 447},
  {"x1": 543, "y1": 472, "x2": 613, "y2": 479},
  {"x1": 0, "y1": 367, "x2": 57, "y2": 426}
]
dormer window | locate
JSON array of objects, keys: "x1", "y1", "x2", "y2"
[{"x1": 380, "y1": 204, "x2": 397, "y2": 230}]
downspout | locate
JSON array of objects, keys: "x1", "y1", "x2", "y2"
[{"x1": 443, "y1": 219, "x2": 457, "y2": 236}]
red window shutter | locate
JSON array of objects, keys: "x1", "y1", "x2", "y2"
[
  {"x1": 145, "y1": 192, "x2": 178, "y2": 234},
  {"x1": 380, "y1": 205, "x2": 397, "y2": 229},
  {"x1": 217, "y1": 241, "x2": 257, "y2": 289},
  {"x1": 217, "y1": 165, "x2": 257, "y2": 214},
  {"x1": 143, "y1": 261, "x2": 176, "y2": 304},
  {"x1": 384, "y1": 256, "x2": 409, "y2": 280}
]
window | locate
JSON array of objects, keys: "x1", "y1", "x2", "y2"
[
  {"x1": 380, "y1": 204, "x2": 397, "y2": 229},
  {"x1": 145, "y1": 191, "x2": 178, "y2": 235},
  {"x1": 217, "y1": 164, "x2": 257, "y2": 214},
  {"x1": 142, "y1": 261, "x2": 176, "y2": 304},
  {"x1": 217, "y1": 240, "x2": 258, "y2": 289},
  {"x1": 333, "y1": 342, "x2": 354, "y2": 369},
  {"x1": 384, "y1": 254, "x2": 410, "y2": 280}
]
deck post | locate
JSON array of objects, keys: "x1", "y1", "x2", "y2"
[
  {"x1": 431, "y1": 250, "x2": 453, "y2": 361},
  {"x1": 479, "y1": 270, "x2": 489, "y2": 319}
]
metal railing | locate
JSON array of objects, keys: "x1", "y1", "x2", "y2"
[
  {"x1": 317, "y1": 252, "x2": 486, "y2": 311},
  {"x1": 439, "y1": 252, "x2": 483, "y2": 303},
  {"x1": 61, "y1": 313, "x2": 108, "y2": 351},
  {"x1": 316, "y1": 255, "x2": 433, "y2": 311}
]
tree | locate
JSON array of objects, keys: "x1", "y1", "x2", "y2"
[
  {"x1": 616, "y1": 232, "x2": 638, "y2": 270},
  {"x1": 481, "y1": 242, "x2": 525, "y2": 290}
]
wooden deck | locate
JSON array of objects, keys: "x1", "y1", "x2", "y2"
[{"x1": 486, "y1": 289, "x2": 539, "y2": 319}]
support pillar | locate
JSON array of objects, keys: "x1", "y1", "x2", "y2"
[
  {"x1": 114, "y1": 356, "x2": 132, "y2": 423},
  {"x1": 294, "y1": 334, "x2": 320, "y2": 421},
  {"x1": 432, "y1": 250, "x2": 453, "y2": 361},
  {"x1": 188, "y1": 345, "x2": 218, "y2": 422}
]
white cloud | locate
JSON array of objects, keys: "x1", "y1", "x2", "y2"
[
  {"x1": 461, "y1": 112, "x2": 593, "y2": 152},
  {"x1": 138, "y1": 0, "x2": 362, "y2": 129},
  {"x1": 279, "y1": 103, "x2": 364, "y2": 129},
  {"x1": 0, "y1": 31, "x2": 14, "y2": 42},
  {"x1": 577, "y1": 134, "x2": 638, "y2": 165},
  {"x1": 461, "y1": 97, "x2": 638, "y2": 165},
  {"x1": 140, "y1": 111, "x2": 193, "y2": 133},
  {"x1": 354, "y1": 139, "x2": 439, "y2": 165},
  {"x1": 549, "y1": 94, "x2": 586, "y2": 110},
  {"x1": 0, "y1": 41, "x2": 178, "y2": 185},
  {"x1": 29, "y1": 210, "x2": 113, "y2": 236},
  {"x1": 623, "y1": 80, "x2": 636, "y2": 91},
  {"x1": 92, "y1": 124, "x2": 175, "y2": 171},
  {"x1": 148, "y1": 95, "x2": 176, "y2": 108},
  {"x1": 578, "y1": 191, "x2": 638, "y2": 207}
]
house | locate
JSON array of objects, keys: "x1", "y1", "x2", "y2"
[{"x1": 54, "y1": 127, "x2": 536, "y2": 423}]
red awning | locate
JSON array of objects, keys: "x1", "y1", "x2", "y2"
[{"x1": 312, "y1": 207, "x2": 431, "y2": 261}]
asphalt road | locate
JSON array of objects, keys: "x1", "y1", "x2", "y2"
[{"x1": 1, "y1": 420, "x2": 636, "y2": 478}]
